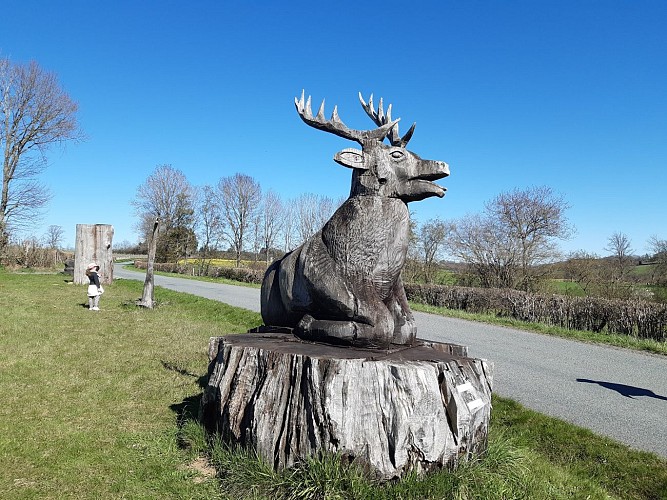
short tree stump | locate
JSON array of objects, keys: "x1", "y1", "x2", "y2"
[{"x1": 201, "y1": 329, "x2": 493, "y2": 480}]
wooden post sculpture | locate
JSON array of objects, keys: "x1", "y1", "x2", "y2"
[
  {"x1": 202, "y1": 92, "x2": 493, "y2": 480},
  {"x1": 138, "y1": 218, "x2": 159, "y2": 309},
  {"x1": 73, "y1": 224, "x2": 114, "y2": 285}
]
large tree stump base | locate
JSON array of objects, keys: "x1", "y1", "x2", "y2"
[{"x1": 201, "y1": 329, "x2": 493, "y2": 480}]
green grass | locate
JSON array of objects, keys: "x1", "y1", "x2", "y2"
[
  {"x1": 180, "y1": 395, "x2": 667, "y2": 499},
  {"x1": 632, "y1": 264, "x2": 655, "y2": 277},
  {"x1": 0, "y1": 270, "x2": 262, "y2": 499},
  {"x1": 411, "y1": 302, "x2": 667, "y2": 356},
  {"x1": 428, "y1": 269, "x2": 459, "y2": 286},
  {"x1": 646, "y1": 284, "x2": 667, "y2": 302},
  {"x1": 493, "y1": 396, "x2": 667, "y2": 500},
  {"x1": 542, "y1": 279, "x2": 587, "y2": 297},
  {"x1": 2, "y1": 270, "x2": 666, "y2": 499}
]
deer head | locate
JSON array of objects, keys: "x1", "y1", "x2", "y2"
[{"x1": 295, "y1": 91, "x2": 449, "y2": 202}]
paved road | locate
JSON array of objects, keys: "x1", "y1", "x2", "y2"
[{"x1": 115, "y1": 263, "x2": 667, "y2": 458}]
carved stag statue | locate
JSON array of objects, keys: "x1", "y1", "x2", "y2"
[{"x1": 261, "y1": 91, "x2": 449, "y2": 347}]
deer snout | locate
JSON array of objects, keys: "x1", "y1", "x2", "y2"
[
  {"x1": 438, "y1": 161, "x2": 450, "y2": 178},
  {"x1": 413, "y1": 160, "x2": 449, "y2": 181},
  {"x1": 396, "y1": 158, "x2": 449, "y2": 202}
]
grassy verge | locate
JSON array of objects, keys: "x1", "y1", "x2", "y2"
[
  {"x1": 0, "y1": 270, "x2": 261, "y2": 499},
  {"x1": 176, "y1": 394, "x2": 667, "y2": 499},
  {"x1": 411, "y1": 302, "x2": 667, "y2": 356},
  {"x1": 2, "y1": 270, "x2": 666, "y2": 498},
  {"x1": 492, "y1": 396, "x2": 667, "y2": 500}
]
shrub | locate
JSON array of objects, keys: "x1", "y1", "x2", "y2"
[
  {"x1": 405, "y1": 284, "x2": 667, "y2": 342},
  {"x1": 133, "y1": 260, "x2": 264, "y2": 284}
]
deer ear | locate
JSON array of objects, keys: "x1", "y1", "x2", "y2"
[{"x1": 334, "y1": 148, "x2": 367, "y2": 170}]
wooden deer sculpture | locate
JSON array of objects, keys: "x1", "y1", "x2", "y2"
[{"x1": 261, "y1": 91, "x2": 449, "y2": 347}]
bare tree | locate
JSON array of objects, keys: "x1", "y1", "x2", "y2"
[
  {"x1": 132, "y1": 164, "x2": 195, "y2": 230},
  {"x1": 647, "y1": 235, "x2": 667, "y2": 285},
  {"x1": 132, "y1": 164, "x2": 196, "y2": 262},
  {"x1": 452, "y1": 213, "x2": 520, "y2": 288},
  {"x1": 294, "y1": 193, "x2": 320, "y2": 245},
  {"x1": 196, "y1": 184, "x2": 223, "y2": 275},
  {"x1": 261, "y1": 190, "x2": 283, "y2": 264},
  {"x1": 452, "y1": 185, "x2": 571, "y2": 291},
  {"x1": 250, "y1": 212, "x2": 263, "y2": 266},
  {"x1": 43, "y1": 224, "x2": 64, "y2": 267},
  {"x1": 419, "y1": 218, "x2": 454, "y2": 283},
  {"x1": 604, "y1": 231, "x2": 634, "y2": 283},
  {"x1": 403, "y1": 215, "x2": 422, "y2": 283},
  {"x1": 563, "y1": 250, "x2": 603, "y2": 295},
  {"x1": 316, "y1": 196, "x2": 337, "y2": 231},
  {"x1": 215, "y1": 173, "x2": 261, "y2": 267},
  {"x1": 605, "y1": 231, "x2": 633, "y2": 261},
  {"x1": 44, "y1": 224, "x2": 64, "y2": 249},
  {"x1": 647, "y1": 236, "x2": 667, "y2": 257},
  {"x1": 0, "y1": 57, "x2": 82, "y2": 245},
  {"x1": 598, "y1": 232, "x2": 635, "y2": 298},
  {"x1": 115, "y1": 240, "x2": 134, "y2": 252},
  {"x1": 294, "y1": 193, "x2": 337, "y2": 245},
  {"x1": 282, "y1": 200, "x2": 297, "y2": 252},
  {"x1": 485, "y1": 186, "x2": 571, "y2": 290}
]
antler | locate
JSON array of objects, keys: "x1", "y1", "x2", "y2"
[
  {"x1": 359, "y1": 93, "x2": 416, "y2": 147},
  {"x1": 295, "y1": 90, "x2": 397, "y2": 144}
]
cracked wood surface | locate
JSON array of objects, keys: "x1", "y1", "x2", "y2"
[{"x1": 202, "y1": 332, "x2": 493, "y2": 479}]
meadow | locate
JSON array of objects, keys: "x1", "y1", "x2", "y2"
[{"x1": 1, "y1": 270, "x2": 666, "y2": 499}]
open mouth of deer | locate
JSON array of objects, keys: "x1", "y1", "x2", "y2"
[{"x1": 405, "y1": 161, "x2": 449, "y2": 201}]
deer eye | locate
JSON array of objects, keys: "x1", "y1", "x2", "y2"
[{"x1": 390, "y1": 150, "x2": 404, "y2": 159}]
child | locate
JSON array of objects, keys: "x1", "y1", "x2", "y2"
[{"x1": 86, "y1": 262, "x2": 104, "y2": 311}]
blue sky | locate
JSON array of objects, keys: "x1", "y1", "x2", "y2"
[{"x1": 2, "y1": 1, "x2": 666, "y2": 255}]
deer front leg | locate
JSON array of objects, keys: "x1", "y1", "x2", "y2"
[
  {"x1": 296, "y1": 309, "x2": 395, "y2": 347},
  {"x1": 387, "y1": 276, "x2": 417, "y2": 345},
  {"x1": 297, "y1": 276, "x2": 405, "y2": 347},
  {"x1": 295, "y1": 283, "x2": 396, "y2": 346}
]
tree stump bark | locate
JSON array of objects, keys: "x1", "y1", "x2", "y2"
[
  {"x1": 73, "y1": 224, "x2": 114, "y2": 284},
  {"x1": 201, "y1": 329, "x2": 493, "y2": 480}
]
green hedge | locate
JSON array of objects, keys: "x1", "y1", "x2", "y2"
[
  {"x1": 405, "y1": 283, "x2": 667, "y2": 342},
  {"x1": 133, "y1": 260, "x2": 265, "y2": 284}
]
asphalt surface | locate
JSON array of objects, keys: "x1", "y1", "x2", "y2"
[{"x1": 115, "y1": 263, "x2": 667, "y2": 458}]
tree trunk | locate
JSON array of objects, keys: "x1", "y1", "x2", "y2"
[
  {"x1": 202, "y1": 329, "x2": 493, "y2": 480},
  {"x1": 74, "y1": 224, "x2": 114, "y2": 284},
  {"x1": 138, "y1": 219, "x2": 159, "y2": 308}
]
